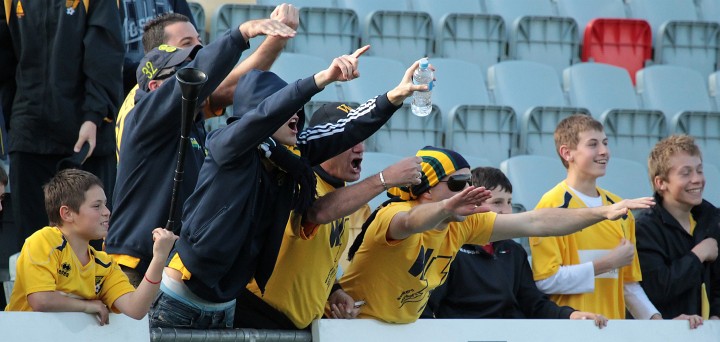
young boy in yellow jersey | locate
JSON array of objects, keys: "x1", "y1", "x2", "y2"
[
  {"x1": 338, "y1": 146, "x2": 653, "y2": 324},
  {"x1": 530, "y1": 115, "x2": 666, "y2": 321},
  {"x1": 636, "y1": 135, "x2": 717, "y2": 324},
  {"x1": 237, "y1": 103, "x2": 423, "y2": 330},
  {"x1": 5, "y1": 169, "x2": 177, "y2": 325}
]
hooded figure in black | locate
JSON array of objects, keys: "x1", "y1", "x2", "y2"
[{"x1": 156, "y1": 48, "x2": 413, "y2": 315}]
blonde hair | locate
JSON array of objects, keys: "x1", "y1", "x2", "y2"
[
  {"x1": 648, "y1": 135, "x2": 702, "y2": 192},
  {"x1": 554, "y1": 114, "x2": 604, "y2": 168}
]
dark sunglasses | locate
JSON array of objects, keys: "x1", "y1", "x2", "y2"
[{"x1": 438, "y1": 173, "x2": 472, "y2": 192}]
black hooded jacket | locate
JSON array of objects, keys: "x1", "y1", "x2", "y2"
[
  {"x1": 176, "y1": 70, "x2": 402, "y2": 302},
  {"x1": 425, "y1": 240, "x2": 576, "y2": 319},
  {"x1": 635, "y1": 193, "x2": 720, "y2": 318}
]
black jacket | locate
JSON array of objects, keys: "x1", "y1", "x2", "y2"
[
  {"x1": 636, "y1": 193, "x2": 720, "y2": 318},
  {"x1": 120, "y1": 0, "x2": 195, "y2": 95},
  {"x1": 106, "y1": 29, "x2": 249, "y2": 272},
  {"x1": 425, "y1": 240, "x2": 576, "y2": 319},
  {"x1": 1, "y1": 0, "x2": 123, "y2": 156},
  {"x1": 176, "y1": 72, "x2": 401, "y2": 302}
]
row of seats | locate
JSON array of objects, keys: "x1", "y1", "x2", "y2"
[
  {"x1": 359, "y1": 152, "x2": 720, "y2": 215},
  {"x1": 189, "y1": 0, "x2": 720, "y2": 83},
  {"x1": 260, "y1": 53, "x2": 720, "y2": 168}
]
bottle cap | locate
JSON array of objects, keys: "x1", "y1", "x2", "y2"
[{"x1": 419, "y1": 58, "x2": 429, "y2": 68}]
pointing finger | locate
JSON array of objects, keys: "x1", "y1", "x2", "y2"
[{"x1": 351, "y1": 45, "x2": 370, "y2": 58}]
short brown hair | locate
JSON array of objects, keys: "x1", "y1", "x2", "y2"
[
  {"x1": 554, "y1": 114, "x2": 604, "y2": 168},
  {"x1": 44, "y1": 169, "x2": 103, "y2": 226},
  {"x1": 648, "y1": 135, "x2": 702, "y2": 192},
  {"x1": 142, "y1": 13, "x2": 192, "y2": 53}
]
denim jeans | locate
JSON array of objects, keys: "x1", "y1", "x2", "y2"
[{"x1": 150, "y1": 288, "x2": 235, "y2": 329}]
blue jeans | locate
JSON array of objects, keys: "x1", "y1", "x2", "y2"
[{"x1": 150, "y1": 288, "x2": 235, "y2": 329}]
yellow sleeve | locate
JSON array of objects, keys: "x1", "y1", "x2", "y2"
[
  {"x1": 369, "y1": 202, "x2": 415, "y2": 247},
  {"x1": 98, "y1": 259, "x2": 136, "y2": 313},
  {"x1": 18, "y1": 234, "x2": 61, "y2": 295},
  {"x1": 461, "y1": 212, "x2": 497, "y2": 246},
  {"x1": 529, "y1": 189, "x2": 567, "y2": 281}
]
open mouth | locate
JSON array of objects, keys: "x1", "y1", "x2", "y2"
[
  {"x1": 351, "y1": 157, "x2": 362, "y2": 172},
  {"x1": 288, "y1": 117, "x2": 299, "y2": 133}
]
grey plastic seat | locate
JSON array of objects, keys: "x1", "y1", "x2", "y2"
[
  {"x1": 413, "y1": 0, "x2": 504, "y2": 71},
  {"x1": 697, "y1": 0, "x2": 720, "y2": 22},
  {"x1": 258, "y1": 0, "x2": 336, "y2": 7},
  {"x1": 270, "y1": 53, "x2": 341, "y2": 123},
  {"x1": 563, "y1": 63, "x2": 666, "y2": 161},
  {"x1": 344, "y1": 57, "x2": 443, "y2": 155},
  {"x1": 710, "y1": 70, "x2": 720, "y2": 110},
  {"x1": 211, "y1": 4, "x2": 275, "y2": 58},
  {"x1": 703, "y1": 162, "x2": 720, "y2": 207},
  {"x1": 500, "y1": 155, "x2": 567, "y2": 212},
  {"x1": 355, "y1": 152, "x2": 404, "y2": 210},
  {"x1": 432, "y1": 58, "x2": 517, "y2": 166},
  {"x1": 485, "y1": 0, "x2": 555, "y2": 29},
  {"x1": 188, "y1": 2, "x2": 206, "y2": 42},
  {"x1": 288, "y1": 7, "x2": 360, "y2": 61},
  {"x1": 488, "y1": 61, "x2": 589, "y2": 158},
  {"x1": 338, "y1": 0, "x2": 431, "y2": 65},
  {"x1": 597, "y1": 158, "x2": 652, "y2": 200},
  {"x1": 637, "y1": 65, "x2": 720, "y2": 165},
  {"x1": 555, "y1": 0, "x2": 626, "y2": 36},
  {"x1": 464, "y1": 156, "x2": 494, "y2": 169}
]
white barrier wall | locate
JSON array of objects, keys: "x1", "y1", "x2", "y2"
[
  {"x1": 0, "y1": 312, "x2": 149, "y2": 341},
  {"x1": 313, "y1": 319, "x2": 720, "y2": 342}
]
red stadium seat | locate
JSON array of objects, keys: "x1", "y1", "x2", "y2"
[{"x1": 581, "y1": 18, "x2": 652, "y2": 84}]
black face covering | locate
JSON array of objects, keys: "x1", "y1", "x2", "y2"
[{"x1": 258, "y1": 138, "x2": 317, "y2": 214}]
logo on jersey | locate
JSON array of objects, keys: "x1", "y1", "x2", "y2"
[
  {"x1": 58, "y1": 262, "x2": 72, "y2": 277},
  {"x1": 328, "y1": 217, "x2": 348, "y2": 248},
  {"x1": 66, "y1": 0, "x2": 80, "y2": 15},
  {"x1": 15, "y1": 0, "x2": 24, "y2": 18},
  {"x1": 335, "y1": 103, "x2": 353, "y2": 114},
  {"x1": 397, "y1": 246, "x2": 452, "y2": 310},
  {"x1": 95, "y1": 276, "x2": 104, "y2": 294}
]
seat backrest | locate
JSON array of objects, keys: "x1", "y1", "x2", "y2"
[
  {"x1": 672, "y1": 112, "x2": 720, "y2": 166},
  {"x1": 508, "y1": 16, "x2": 580, "y2": 76},
  {"x1": 710, "y1": 71, "x2": 720, "y2": 110},
  {"x1": 430, "y1": 58, "x2": 491, "y2": 114},
  {"x1": 485, "y1": 0, "x2": 555, "y2": 29},
  {"x1": 337, "y1": 0, "x2": 409, "y2": 22},
  {"x1": 600, "y1": 109, "x2": 666, "y2": 162},
  {"x1": 626, "y1": 0, "x2": 697, "y2": 40},
  {"x1": 703, "y1": 162, "x2": 720, "y2": 207},
  {"x1": 464, "y1": 156, "x2": 494, "y2": 169},
  {"x1": 288, "y1": 7, "x2": 360, "y2": 61},
  {"x1": 446, "y1": 105, "x2": 517, "y2": 166},
  {"x1": 500, "y1": 155, "x2": 567, "y2": 211},
  {"x1": 270, "y1": 53, "x2": 340, "y2": 120},
  {"x1": 258, "y1": 0, "x2": 335, "y2": 6},
  {"x1": 698, "y1": 0, "x2": 720, "y2": 22},
  {"x1": 581, "y1": 18, "x2": 652, "y2": 84},
  {"x1": 654, "y1": 21, "x2": 720, "y2": 78},
  {"x1": 343, "y1": 57, "x2": 406, "y2": 104},
  {"x1": 487, "y1": 61, "x2": 566, "y2": 116},
  {"x1": 556, "y1": 0, "x2": 626, "y2": 35},
  {"x1": 211, "y1": 4, "x2": 274, "y2": 57},
  {"x1": 597, "y1": 158, "x2": 652, "y2": 200},
  {"x1": 563, "y1": 62, "x2": 640, "y2": 117},
  {"x1": 636, "y1": 65, "x2": 714, "y2": 120},
  {"x1": 188, "y1": 2, "x2": 207, "y2": 42}
]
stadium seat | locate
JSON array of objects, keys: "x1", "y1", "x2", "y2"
[
  {"x1": 697, "y1": 0, "x2": 720, "y2": 22},
  {"x1": 257, "y1": 0, "x2": 335, "y2": 6},
  {"x1": 626, "y1": 0, "x2": 698, "y2": 39},
  {"x1": 355, "y1": 152, "x2": 404, "y2": 210},
  {"x1": 464, "y1": 156, "x2": 494, "y2": 169},
  {"x1": 433, "y1": 58, "x2": 516, "y2": 165},
  {"x1": 555, "y1": 0, "x2": 626, "y2": 36},
  {"x1": 344, "y1": 56, "x2": 406, "y2": 103},
  {"x1": 188, "y1": 2, "x2": 207, "y2": 42},
  {"x1": 211, "y1": 4, "x2": 274, "y2": 57},
  {"x1": 636, "y1": 65, "x2": 715, "y2": 120},
  {"x1": 597, "y1": 158, "x2": 652, "y2": 200},
  {"x1": 703, "y1": 163, "x2": 720, "y2": 207},
  {"x1": 581, "y1": 18, "x2": 652, "y2": 84},
  {"x1": 508, "y1": 16, "x2": 580, "y2": 75},
  {"x1": 485, "y1": 0, "x2": 555, "y2": 29},
  {"x1": 270, "y1": 53, "x2": 341, "y2": 123},
  {"x1": 563, "y1": 63, "x2": 666, "y2": 161},
  {"x1": 500, "y1": 155, "x2": 567, "y2": 212},
  {"x1": 487, "y1": 61, "x2": 589, "y2": 157},
  {"x1": 412, "y1": 1, "x2": 505, "y2": 71},
  {"x1": 671, "y1": 112, "x2": 720, "y2": 167},
  {"x1": 288, "y1": 7, "x2": 360, "y2": 61}
]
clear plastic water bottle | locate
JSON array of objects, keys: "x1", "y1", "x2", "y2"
[{"x1": 411, "y1": 57, "x2": 434, "y2": 117}]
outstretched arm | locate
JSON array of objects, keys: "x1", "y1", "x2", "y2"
[
  {"x1": 208, "y1": 4, "x2": 299, "y2": 114},
  {"x1": 387, "y1": 187, "x2": 491, "y2": 241},
  {"x1": 306, "y1": 156, "x2": 422, "y2": 224},
  {"x1": 490, "y1": 197, "x2": 655, "y2": 241}
]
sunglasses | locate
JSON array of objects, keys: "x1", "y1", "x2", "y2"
[{"x1": 438, "y1": 173, "x2": 472, "y2": 192}]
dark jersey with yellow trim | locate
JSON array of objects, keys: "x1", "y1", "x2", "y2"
[{"x1": 1, "y1": 0, "x2": 123, "y2": 156}]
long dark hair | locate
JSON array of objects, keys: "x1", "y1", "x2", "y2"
[{"x1": 347, "y1": 197, "x2": 402, "y2": 261}]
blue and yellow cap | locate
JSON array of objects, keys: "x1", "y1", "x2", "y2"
[{"x1": 388, "y1": 146, "x2": 470, "y2": 200}]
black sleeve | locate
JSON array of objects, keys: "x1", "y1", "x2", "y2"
[
  {"x1": 298, "y1": 94, "x2": 401, "y2": 166},
  {"x1": 82, "y1": 0, "x2": 125, "y2": 126},
  {"x1": 423, "y1": 280, "x2": 449, "y2": 318},
  {"x1": 514, "y1": 244, "x2": 576, "y2": 319},
  {"x1": 635, "y1": 217, "x2": 705, "y2": 309},
  {"x1": 0, "y1": 3, "x2": 16, "y2": 130}
]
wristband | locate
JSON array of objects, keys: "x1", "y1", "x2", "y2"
[
  {"x1": 331, "y1": 283, "x2": 343, "y2": 294},
  {"x1": 144, "y1": 274, "x2": 161, "y2": 285},
  {"x1": 379, "y1": 171, "x2": 388, "y2": 190}
]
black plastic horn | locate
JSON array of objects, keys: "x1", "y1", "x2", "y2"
[{"x1": 166, "y1": 67, "x2": 208, "y2": 234}]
